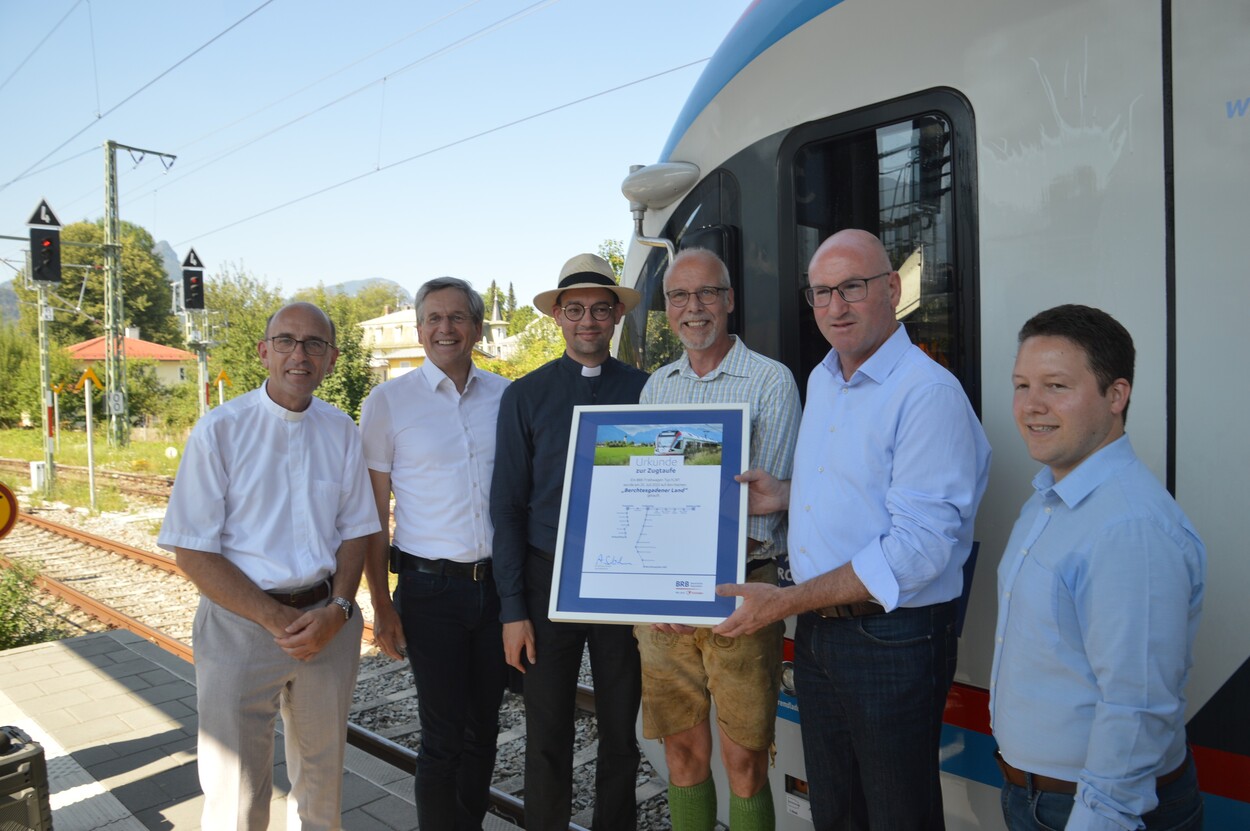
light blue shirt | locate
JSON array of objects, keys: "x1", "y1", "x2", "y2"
[
  {"x1": 788, "y1": 325, "x2": 990, "y2": 609},
  {"x1": 990, "y1": 435, "x2": 1205, "y2": 831},
  {"x1": 641, "y1": 335, "x2": 801, "y2": 559}
]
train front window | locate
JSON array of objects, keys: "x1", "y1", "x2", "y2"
[{"x1": 782, "y1": 91, "x2": 978, "y2": 409}]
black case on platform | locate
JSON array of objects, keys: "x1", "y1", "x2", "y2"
[{"x1": 0, "y1": 725, "x2": 52, "y2": 831}]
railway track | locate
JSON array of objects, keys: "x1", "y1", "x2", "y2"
[
  {"x1": 0, "y1": 457, "x2": 175, "y2": 499},
  {"x1": 0, "y1": 510, "x2": 664, "y2": 829}
]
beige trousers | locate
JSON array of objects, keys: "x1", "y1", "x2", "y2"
[{"x1": 193, "y1": 595, "x2": 362, "y2": 830}]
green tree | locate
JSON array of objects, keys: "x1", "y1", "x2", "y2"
[
  {"x1": 598, "y1": 239, "x2": 625, "y2": 281},
  {"x1": 507, "y1": 305, "x2": 538, "y2": 336},
  {"x1": 0, "y1": 324, "x2": 31, "y2": 427},
  {"x1": 476, "y1": 315, "x2": 563, "y2": 380},
  {"x1": 12, "y1": 344, "x2": 80, "y2": 428},
  {"x1": 158, "y1": 381, "x2": 205, "y2": 434},
  {"x1": 482, "y1": 280, "x2": 507, "y2": 322},
  {"x1": 352, "y1": 281, "x2": 408, "y2": 321},
  {"x1": 510, "y1": 315, "x2": 564, "y2": 375},
  {"x1": 288, "y1": 284, "x2": 376, "y2": 419},
  {"x1": 204, "y1": 265, "x2": 285, "y2": 401},
  {"x1": 14, "y1": 220, "x2": 180, "y2": 347},
  {"x1": 506, "y1": 283, "x2": 517, "y2": 317},
  {"x1": 293, "y1": 281, "x2": 404, "y2": 324},
  {"x1": 124, "y1": 359, "x2": 171, "y2": 426}
]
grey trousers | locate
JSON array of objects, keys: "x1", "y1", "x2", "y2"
[{"x1": 193, "y1": 595, "x2": 362, "y2": 830}]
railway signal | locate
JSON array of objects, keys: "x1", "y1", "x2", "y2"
[
  {"x1": 30, "y1": 227, "x2": 61, "y2": 283},
  {"x1": 182, "y1": 247, "x2": 205, "y2": 310},
  {"x1": 27, "y1": 199, "x2": 62, "y2": 284},
  {"x1": 183, "y1": 270, "x2": 204, "y2": 309}
]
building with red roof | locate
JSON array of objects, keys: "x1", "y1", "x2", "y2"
[{"x1": 66, "y1": 334, "x2": 196, "y2": 387}]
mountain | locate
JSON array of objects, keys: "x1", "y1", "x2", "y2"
[
  {"x1": 152, "y1": 240, "x2": 413, "y2": 307},
  {"x1": 154, "y1": 240, "x2": 181, "y2": 283},
  {"x1": 316, "y1": 278, "x2": 412, "y2": 304},
  {"x1": 0, "y1": 280, "x2": 16, "y2": 325}
]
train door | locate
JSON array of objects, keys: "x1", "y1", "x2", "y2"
[
  {"x1": 766, "y1": 89, "x2": 996, "y2": 829},
  {"x1": 777, "y1": 89, "x2": 980, "y2": 412},
  {"x1": 620, "y1": 87, "x2": 995, "y2": 829}
]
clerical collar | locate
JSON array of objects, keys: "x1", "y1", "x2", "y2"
[{"x1": 581, "y1": 364, "x2": 602, "y2": 377}]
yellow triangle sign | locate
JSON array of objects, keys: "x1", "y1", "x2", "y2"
[{"x1": 74, "y1": 366, "x2": 103, "y2": 392}]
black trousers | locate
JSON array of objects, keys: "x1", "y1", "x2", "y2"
[
  {"x1": 521, "y1": 553, "x2": 642, "y2": 831},
  {"x1": 396, "y1": 567, "x2": 507, "y2": 831}
]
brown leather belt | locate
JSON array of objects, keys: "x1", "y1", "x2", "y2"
[
  {"x1": 995, "y1": 751, "x2": 1187, "y2": 795},
  {"x1": 265, "y1": 580, "x2": 331, "y2": 608},
  {"x1": 814, "y1": 600, "x2": 885, "y2": 619},
  {"x1": 406, "y1": 554, "x2": 492, "y2": 582}
]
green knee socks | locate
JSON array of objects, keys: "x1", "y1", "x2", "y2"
[
  {"x1": 730, "y1": 784, "x2": 775, "y2": 831},
  {"x1": 668, "y1": 777, "x2": 717, "y2": 831},
  {"x1": 668, "y1": 777, "x2": 776, "y2": 831}
]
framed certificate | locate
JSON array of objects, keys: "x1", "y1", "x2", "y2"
[{"x1": 548, "y1": 403, "x2": 750, "y2": 625}]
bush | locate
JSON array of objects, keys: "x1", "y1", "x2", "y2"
[{"x1": 0, "y1": 562, "x2": 55, "y2": 649}]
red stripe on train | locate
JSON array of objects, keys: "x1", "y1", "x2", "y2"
[{"x1": 941, "y1": 683, "x2": 1250, "y2": 803}]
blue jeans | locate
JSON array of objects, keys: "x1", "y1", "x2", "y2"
[
  {"x1": 794, "y1": 601, "x2": 958, "y2": 831},
  {"x1": 1000, "y1": 755, "x2": 1203, "y2": 831},
  {"x1": 396, "y1": 568, "x2": 507, "y2": 831}
]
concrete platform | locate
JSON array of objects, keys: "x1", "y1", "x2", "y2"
[{"x1": 0, "y1": 630, "x2": 517, "y2": 829}]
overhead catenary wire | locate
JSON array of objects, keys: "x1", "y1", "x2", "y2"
[
  {"x1": 167, "y1": 0, "x2": 488, "y2": 158},
  {"x1": 174, "y1": 57, "x2": 710, "y2": 247},
  {"x1": 0, "y1": 0, "x2": 280, "y2": 194},
  {"x1": 31, "y1": 0, "x2": 526, "y2": 217},
  {"x1": 86, "y1": 0, "x2": 103, "y2": 117},
  {"x1": 0, "y1": 0, "x2": 85, "y2": 96},
  {"x1": 128, "y1": 0, "x2": 562, "y2": 202}
]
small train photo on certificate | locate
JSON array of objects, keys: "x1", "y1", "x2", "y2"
[{"x1": 548, "y1": 403, "x2": 749, "y2": 626}]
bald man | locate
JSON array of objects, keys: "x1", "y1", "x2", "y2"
[
  {"x1": 160, "y1": 302, "x2": 379, "y2": 830},
  {"x1": 716, "y1": 231, "x2": 991, "y2": 830}
]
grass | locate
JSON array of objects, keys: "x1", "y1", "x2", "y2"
[
  {"x1": 1, "y1": 427, "x2": 179, "y2": 513},
  {"x1": 594, "y1": 444, "x2": 655, "y2": 465},
  {"x1": 0, "y1": 428, "x2": 183, "y2": 476}
]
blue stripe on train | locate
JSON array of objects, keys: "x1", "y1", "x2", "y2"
[{"x1": 937, "y1": 725, "x2": 1250, "y2": 828}]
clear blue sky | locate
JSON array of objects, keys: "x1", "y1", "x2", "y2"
[{"x1": 0, "y1": 0, "x2": 745, "y2": 311}]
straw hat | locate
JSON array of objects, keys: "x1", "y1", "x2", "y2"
[{"x1": 533, "y1": 253, "x2": 641, "y2": 316}]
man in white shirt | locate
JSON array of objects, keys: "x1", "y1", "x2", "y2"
[
  {"x1": 359, "y1": 277, "x2": 510, "y2": 830},
  {"x1": 159, "y1": 301, "x2": 380, "y2": 830}
]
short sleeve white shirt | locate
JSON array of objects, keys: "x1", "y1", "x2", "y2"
[{"x1": 158, "y1": 384, "x2": 380, "y2": 590}]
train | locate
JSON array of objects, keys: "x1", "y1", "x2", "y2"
[
  {"x1": 613, "y1": 0, "x2": 1250, "y2": 827},
  {"x1": 654, "y1": 428, "x2": 722, "y2": 457}
]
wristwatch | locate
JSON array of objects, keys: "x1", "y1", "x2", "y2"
[{"x1": 330, "y1": 596, "x2": 354, "y2": 620}]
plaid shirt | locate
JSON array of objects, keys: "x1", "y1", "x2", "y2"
[{"x1": 641, "y1": 336, "x2": 801, "y2": 559}]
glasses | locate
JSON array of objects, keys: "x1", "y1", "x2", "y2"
[
  {"x1": 559, "y1": 302, "x2": 616, "y2": 321},
  {"x1": 266, "y1": 336, "x2": 334, "y2": 356},
  {"x1": 665, "y1": 286, "x2": 728, "y2": 307},
  {"x1": 803, "y1": 272, "x2": 890, "y2": 307},
  {"x1": 423, "y1": 312, "x2": 473, "y2": 326}
]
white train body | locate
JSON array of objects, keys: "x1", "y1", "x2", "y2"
[{"x1": 616, "y1": 1, "x2": 1250, "y2": 827}]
